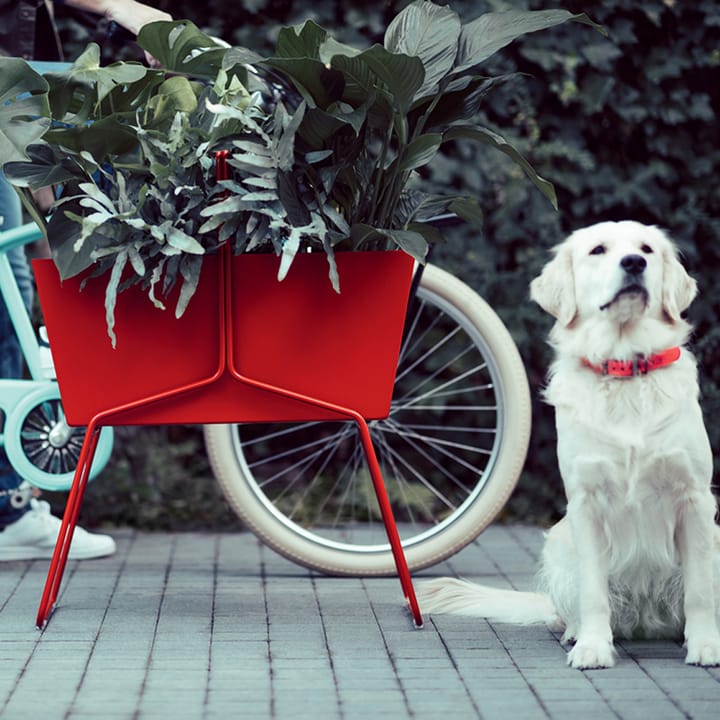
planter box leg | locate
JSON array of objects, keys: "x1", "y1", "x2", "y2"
[
  {"x1": 224, "y1": 359, "x2": 424, "y2": 627},
  {"x1": 355, "y1": 418, "x2": 423, "y2": 628},
  {"x1": 36, "y1": 423, "x2": 102, "y2": 629}
]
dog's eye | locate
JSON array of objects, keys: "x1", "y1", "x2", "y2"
[
  {"x1": 589, "y1": 245, "x2": 606, "y2": 255},
  {"x1": 641, "y1": 244, "x2": 653, "y2": 254}
]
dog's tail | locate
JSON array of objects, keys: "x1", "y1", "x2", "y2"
[{"x1": 418, "y1": 577, "x2": 561, "y2": 626}]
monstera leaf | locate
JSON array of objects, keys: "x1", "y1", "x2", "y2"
[
  {"x1": 137, "y1": 20, "x2": 229, "y2": 79},
  {"x1": 45, "y1": 44, "x2": 148, "y2": 114},
  {"x1": 0, "y1": 58, "x2": 50, "y2": 163}
]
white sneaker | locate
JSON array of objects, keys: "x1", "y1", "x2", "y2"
[{"x1": 0, "y1": 499, "x2": 116, "y2": 561}]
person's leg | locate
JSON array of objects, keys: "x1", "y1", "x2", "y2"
[
  {"x1": 0, "y1": 172, "x2": 31, "y2": 529},
  {"x1": 0, "y1": 173, "x2": 116, "y2": 559}
]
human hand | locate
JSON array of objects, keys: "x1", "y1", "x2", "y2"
[
  {"x1": 104, "y1": 0, "x2": 172, "y2": 37},
  {"x1": 104, "y1": 0, "x2": 172, "y2": 67},
  {"x1": 66, "y1": 0, "x2": 173, "y2": 67}
]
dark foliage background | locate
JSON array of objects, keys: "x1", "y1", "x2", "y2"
[{"x1": 47, "y1": 0, "x2": 720, "y2": 529}]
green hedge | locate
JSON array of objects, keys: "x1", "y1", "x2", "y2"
[
  {"x1": 425, "y1": 0, "x2": 720, "y2": 522},
  {"x1": 50, "y1": 0, "x2": 719, "y2": 528}
]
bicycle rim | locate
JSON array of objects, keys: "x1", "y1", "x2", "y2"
[{"x1": 205, "y1": 264, "x2": 530, "y2": 574}]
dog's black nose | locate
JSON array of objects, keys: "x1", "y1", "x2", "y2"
[{"x1": 620, "y1": 254, "x2": 647, "y2": 275}]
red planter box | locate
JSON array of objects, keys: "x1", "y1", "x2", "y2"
[{"x1": 33, "y1": 251, "x2": 414, "y2": 426}]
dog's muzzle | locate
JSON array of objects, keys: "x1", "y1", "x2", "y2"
[{"x1": 600, "y1": 254, "x2": 649, "y2": 311}]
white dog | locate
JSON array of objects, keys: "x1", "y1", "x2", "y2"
[{"x1": 419, "y1": 220, "x2": 720, "y2": 669}]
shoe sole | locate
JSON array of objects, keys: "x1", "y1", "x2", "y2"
[{"x1": 0, "y1": 544, "x2": 116, "y2": 561}]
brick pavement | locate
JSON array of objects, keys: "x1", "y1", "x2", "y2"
[{"x1": 1, "y1": 525, "x2": 719, "y2": 719}]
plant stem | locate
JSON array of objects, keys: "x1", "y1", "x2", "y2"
[
  {"x1": 17, "y1": 188, "x2": 48, "y2": 239},
  {"x1": 384, "y1": 89, "x2": 446, "y2": 227},
  {"x1": 376, "y1": 112, "x2": 408, "y2": 229},
  {"x1": 367, "y1": 114, "x2": 396, "y2": 226}
]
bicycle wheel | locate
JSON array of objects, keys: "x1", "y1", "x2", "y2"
[
  {"x1": 203, "y1": 263, "x2": 531, "y2": 575},
  {"x1": 4, "y1": 384, "x2": 114, "y2": 492}
]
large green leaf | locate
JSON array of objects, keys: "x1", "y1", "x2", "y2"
[
  {"x1": 137, "y1": 20, "x2": 228, "y2": 78},
  {"x1": 0, "y1": 58, "x2": 50, "y2": 164},
  {"x1": 399, "y1": 133, "x2": 442, "y2": 171},
  {"x1": 3, "y1": 144, "x2": 81, "y2": 188},
  {"x1": 412, "y1": 73, "x2": 517, "y2": 129},
  {"x1": 300, "y1": 99, "x2": 370, "y2": 147},
  {"x1": 330, "y1": 54, "x2": 383, "y2": 109},
  {"x1": 40, "y1": 59, "x2": 165, "y2": 140},
  {"x1": 325, "y1": 100, "x2": 369, "y2": 136},
  {"x1": 145, "y1": 75, "x2": 199, "y2": 128},
  {"x1": 455, "y1": 10, "x2": 605, "y2": 75},
  {"x1": 299, "y1": 108, "x2": 348, "y2": 147},
  {"x1": 406, "y1": 220, "x2": 444, "y2": 246},
  {"x1": 445, "y1": 125, "x2": 557, "y2": 209},
  {"x1": 357, "y1": 45, "x2": 425, "y2": 113},
  {"x1": 449, "y1": 197, "x2": 483, "y2": 230},
  {"x1": 263, "y1": 57, "x2": 345, "y2": 109},
  {"x1": 276, "y1": 20, "x2": 328, "y2": 60},
  {"x1": 318, "y1": 37, "x2": 361, "y2": 65},
  {"x1": 45, "y1": 117, "x2": 139, "y2": 160},
  {"x1": 71, "y1": 45, "x2": 147, "y2": 104},
  {"x1": 384, "y1": 0, "x2": 461, "y2": 95},
  {"x1": 381, "y1": 228, "x2": 428, "y2": 262},
  {"x1": 222, "y1": 46, "x2": 263, "y2": 70}
]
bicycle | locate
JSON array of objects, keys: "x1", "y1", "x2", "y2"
[
  {"x1": 1, "y1": 219, "x2": 531, "y2": 574},
  {"x1": 0, "y1": 222, "x2": 114, "y2": 492}
]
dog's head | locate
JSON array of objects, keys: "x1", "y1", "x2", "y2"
[{"x1": 530, "y1": 221, "x2": 696, "y2": 328}]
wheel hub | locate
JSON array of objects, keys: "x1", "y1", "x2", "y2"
[{"x1": 47, "y1": 419, "x2": 73, "y2": 448}]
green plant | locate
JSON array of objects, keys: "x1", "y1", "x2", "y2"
[{"x1": 0, "y1": 1, "x2": 601, "y2": 345}]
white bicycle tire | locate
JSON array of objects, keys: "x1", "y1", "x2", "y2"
[{"x1": 204, "y1": 263, "x2": 531, "y2": 575}]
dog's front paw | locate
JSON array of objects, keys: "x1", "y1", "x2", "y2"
[
  {"x1": 567, "y1": 637, "x2": 616, "y2": 670},
  {"x1": 685, "y1": 635, "x2": 720, "y2": 666}
]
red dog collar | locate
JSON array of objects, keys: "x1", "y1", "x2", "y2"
[{"x1": 581, "y1": 347, "x2": 681, "y2": 377}]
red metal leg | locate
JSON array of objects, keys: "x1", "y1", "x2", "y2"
[
  {"x1": 36, "y1": 422, "x2": 102, "y2": 628},
  {"x1": 354, "y1": 417, "x2": 423, "y2": 627},
  {"x1": 217, "y1": 234, "x2": 422, "y2": 627},
  {"x1": 224, "y1": 364, "x2": 423, "y2": 626}
]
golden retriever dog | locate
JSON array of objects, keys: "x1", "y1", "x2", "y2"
[{"x1": 419, "y1": 221, "x2": 720, "y2": 669}]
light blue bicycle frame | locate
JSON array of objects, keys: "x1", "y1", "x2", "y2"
[{"x1": 0, "y1": 222, "x2": 112, "y2": 489}]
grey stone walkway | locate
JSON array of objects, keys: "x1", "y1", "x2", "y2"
[{"x1": 1, "y1": 524, "x2": 719, "y2": 719}]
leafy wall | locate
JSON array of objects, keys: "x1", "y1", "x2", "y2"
[
  {"x1": 53, "y1": 0, "x2": 719, "y2": 527},
  {"x1": 424, "y1": 0, "x2": 720, "y2": 521}
]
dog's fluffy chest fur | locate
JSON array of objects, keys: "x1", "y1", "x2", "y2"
[
  {"x1": 547, "y1": 355, "x2": 711, "y2": 541},
  {"x1": 545, "y1": 355, "x2": 698, "y2": 448}
]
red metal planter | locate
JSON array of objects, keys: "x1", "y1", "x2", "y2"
[
  {"x1": 31, "y1": 247, "x2": 423, "y2": 629},
  {"x1": 34, "y1": 250, "x2": 414, "y2": 425}
]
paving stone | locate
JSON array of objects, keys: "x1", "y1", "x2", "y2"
[{"x1": 1, "y1": 526, "x2": 720, "y2": 719}]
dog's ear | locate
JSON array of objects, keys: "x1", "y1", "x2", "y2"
[
  {"x1": 662, "y1": 246, "x2": 697, "y2": 323},
  {"x1": 530, "y1": 244, "x2": 577, "y2": 326}
]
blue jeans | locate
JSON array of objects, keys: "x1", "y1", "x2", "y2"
[{"x1": 0, "y1": 172, "x2": 33, "y2": 529}]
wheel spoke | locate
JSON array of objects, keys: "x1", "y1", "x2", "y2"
[{"x1": 208, "y1": 266, "x2": 530, "y2": 573}]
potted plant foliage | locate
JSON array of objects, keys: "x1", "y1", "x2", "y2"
[{"x1": 0, "y1": 0, "x2": 600, "y2": 346}]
